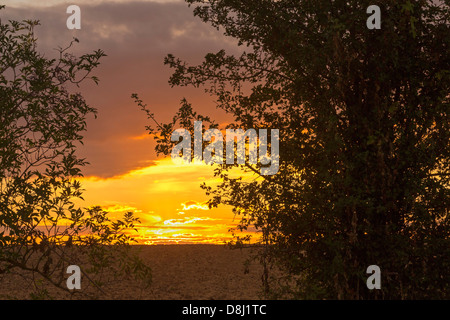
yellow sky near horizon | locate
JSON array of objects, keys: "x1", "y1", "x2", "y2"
[{"x1": 77, "y1": 156, "x2": 257, "y2": 245}]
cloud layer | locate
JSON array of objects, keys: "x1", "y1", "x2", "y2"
[{"x1": 1, "y1": 1, "x2": 238, "y2": 178}]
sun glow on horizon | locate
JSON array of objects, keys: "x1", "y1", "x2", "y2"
[{"x1": 77, "y1": 156, "x2": 256, "y2": 245}]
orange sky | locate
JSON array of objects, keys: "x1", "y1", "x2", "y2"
[
  {"x1": 2, "y1": 0, "x2": 256, "y2": 244},
  {"x1": 77, "y1": 157, "x2": 254, "y2": 244}
]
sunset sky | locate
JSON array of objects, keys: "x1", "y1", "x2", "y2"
[{"x1": 1, "y1": 0, "x2": 254, "y2": 244}]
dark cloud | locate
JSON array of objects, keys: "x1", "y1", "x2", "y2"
[{"x1": 1, "y1": 1, "x2": 238, "y2": 178}]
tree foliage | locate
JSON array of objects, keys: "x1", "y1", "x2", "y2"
[
  {"x1": 0, "y1": 7, "x2": 151, "y2": 299},
  {"x1": 138, "y1": 0, "x2": 449, "y2": 299}
]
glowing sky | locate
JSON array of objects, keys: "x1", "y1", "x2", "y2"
[
  {"x1": 78, "y1": 157, "x2": 245, "y2": 244},
  {"x1": 1, "y1": 0, "x2": 254, "y2": 244}
]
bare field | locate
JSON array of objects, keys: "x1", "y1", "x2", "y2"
[{"x1": 0, "y1": 245, "x2": 265, "y2": 300}]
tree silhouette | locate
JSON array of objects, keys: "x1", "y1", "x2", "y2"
[
  {"x1": 137, "y1": 0, "x2": 449, "y2": 299},
  {"x1": 0, "y1": 7, "x2": 151, "y2": 299}
]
